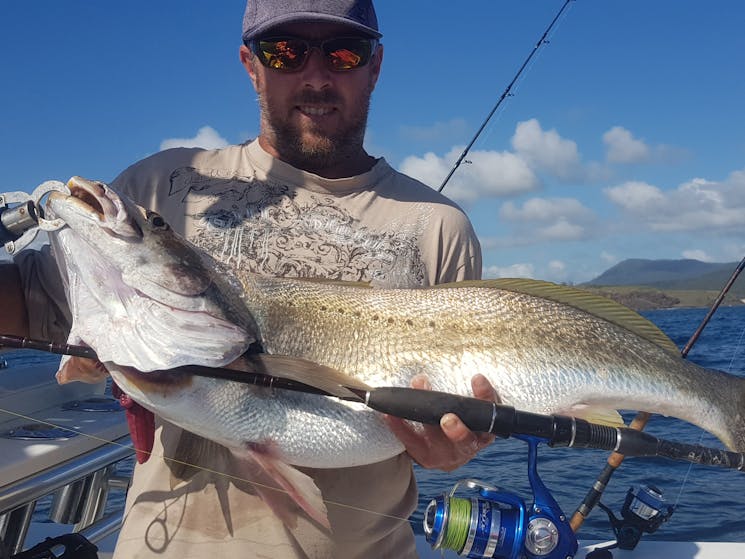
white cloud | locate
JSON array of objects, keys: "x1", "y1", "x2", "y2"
[
  {"x1": 500, "y1": 197, "x2": 593, "y2": 222},
  {"x1": 603, "y1": 126, "x2": 650, "y2": 163},
  {"x1": 605, "y1": 169, "x2": 745, "y2": 232},
  {"x1": 484, "y1": 262, "x2": 535, "y2": 279},
  {"x1": 400, "y1": 145, "x2": 539, "y2": 203},
  {"x1": 511, "y1": 119, "x2": 583, "y2": 181},
  {"x1": 602, "y1": 126, "x2": 688, "y2": 165},
  {"x1": 482, "y1": 261, "x2": 570, "y2": 283},
  {"x1": 400, "y1": 118, "x2": 618, "y2": 197},
  {"x1": 682, "y1": 249, "x2": 713, "y2": 262},
  {"x1": 605, "y1": 181, "x2": 666, "y2": 211},
  {"x1": 600, "y1": 250, "x2": 618, "y2": 265},
  {"x1": 537, "y1": 220, "x2": 587, "y2": 241},
  {"x1": 160, "y1": 126, "x2": 229, "y2": 151},
  {"x1": 548, "y1": 260, "x2": 567, "y2": 277},
  {"x1": 498, "y1": 197, "x2": 596, "y2": 242}
]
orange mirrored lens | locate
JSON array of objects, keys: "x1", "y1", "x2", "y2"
[{"x1": 255, "y1": 37, "x2": 373, "y2": 72}]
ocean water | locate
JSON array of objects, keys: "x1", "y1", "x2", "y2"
[
  {"x1": 9, "y1": 306, "x2": 745, "y2": 544},
  {"x1": 413, "y1": 305, "x2": 745, "y2": 543}
]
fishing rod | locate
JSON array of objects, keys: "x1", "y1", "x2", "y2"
[
  {"x1": 438, "y1": 0, "x2": 573, "y2": 193},
  {"x1": 682, "y1": 256, "x2": 745, "y2": 358},
  {"x1": 2, "y1": 333, "x2": 744, "y2": 473},
  {"x1": 0, "y1": 335, "x2": 353, "y2": 399},
  {"x1": 569, "y1": 255, "x2": 745, "y2": 534}
]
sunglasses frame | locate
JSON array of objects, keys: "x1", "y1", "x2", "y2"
[{"x1": 247, "y1": 35, "x2": 379, "y2": 72}]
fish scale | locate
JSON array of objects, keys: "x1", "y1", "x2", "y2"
[
  {"x1": 46, "y1": 177, "x2": 745, "y2": 470},
  {"x1": 236, "y1": 273, "x2": 745, "y2": 454}
]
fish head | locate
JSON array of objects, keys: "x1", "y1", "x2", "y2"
[{"x1": 47, "y1": 176, "x2": 259, "y2": 371}]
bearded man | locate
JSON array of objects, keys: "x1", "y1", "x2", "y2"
[{"x1": 2, "y1": 1, "x2": 497, "y2": 557}]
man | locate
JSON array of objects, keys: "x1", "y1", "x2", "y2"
[{"x1": 2, "y1": 1, "x2": 496, "y2": 557}]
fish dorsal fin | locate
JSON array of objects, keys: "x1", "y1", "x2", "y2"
[{"x1": 444, "y1": 278, "x2": 680, "y2": 355}]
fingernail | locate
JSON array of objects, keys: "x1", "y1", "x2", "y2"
[
  {"x1": 441, "y1": 414, "x2": 457, "y2": 430},
  {"x1": 412, "y1": 374, "x2": 431, "y2": 390}
]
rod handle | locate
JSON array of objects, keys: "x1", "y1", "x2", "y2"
[{"x1": 365, "y1": 387, "x2": 511, "y2": 435}]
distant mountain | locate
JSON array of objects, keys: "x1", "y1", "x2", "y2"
[
  {"x1": 585, "y1": 258, "x2": 742, "y2": 290},
  {"x1": 580, "y1": 258, "x2": 745, "y2": 309}
]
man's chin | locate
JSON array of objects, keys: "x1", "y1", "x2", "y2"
[
  {"x1": 270, "y1": 120, "x2": 366, "y2": 166},
  {"x1": 297, "y1": 137, "x2": 336, "y2": 158}
]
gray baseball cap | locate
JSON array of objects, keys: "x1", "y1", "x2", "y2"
[{"x1": 242, "y1": 0, "x2": 382, "y2": 41}]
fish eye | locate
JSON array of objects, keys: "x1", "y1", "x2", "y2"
[{"x1": 146, "y1": 210, "x2": 169, "y2": 230}]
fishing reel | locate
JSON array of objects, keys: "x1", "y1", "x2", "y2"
[
  {"x1": 589, "y1": 484, "x2": 674, "y2": 555},
  {"x1": 0, "y1": 181, "x2": 68, "y2": 254},
  {"x1": 423, "y1": 436, "x2": 578, "y2": 559}
]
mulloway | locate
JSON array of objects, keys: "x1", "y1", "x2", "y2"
[{"x1": 46, "y1": 177, "x2": 745, "y2": 529}]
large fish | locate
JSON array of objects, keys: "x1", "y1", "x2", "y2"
[{"x1": 47, "y1": 177, "x2": 745, "y2": 526}]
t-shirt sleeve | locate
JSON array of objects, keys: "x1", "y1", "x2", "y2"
[{"x1": 433, "y1": 209, "x2": 482, "y2": 284}]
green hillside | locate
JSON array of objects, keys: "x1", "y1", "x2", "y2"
[{"x1": 581, "y1": 258, "x2": 745, "y2": 310}]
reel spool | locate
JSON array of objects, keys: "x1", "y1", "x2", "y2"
[
  {"x1": 423, "y1": 436, "x2": 578, "y2": 559},
  {"x1": 423, "y1": 480, "x2": 525, "y2": 559},
  {"x1": 597, "y1": 484, "x2": 674, "y2": 551}
]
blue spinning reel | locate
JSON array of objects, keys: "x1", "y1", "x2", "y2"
[{"x1": 423, "y1": 436, "x2": 578, "y2": 559}]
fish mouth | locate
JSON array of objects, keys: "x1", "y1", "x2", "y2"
[{"x1": 47, "y1": 176, "x2": 142, "y2": 239}]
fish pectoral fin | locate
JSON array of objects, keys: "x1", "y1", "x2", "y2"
[
  {"x1": 566, "y1": 405, "x2": 626, "y2": 428},
  {"x1": 232, "y1": 353, "x2": 371, "y2": 400},
  {"x1": 239, "y1": 444, "x2": 330, "y2": 532},
  {"x1": 55, "y1": 333, "x2": 109, "y2": 385}
]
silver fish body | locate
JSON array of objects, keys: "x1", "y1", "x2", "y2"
[
  {"x1": 47, "y1": 178, "x2": 745, "y2": 471},
  {"x1": 228, "y1": 274, "x2": 745, "y2": 463}
]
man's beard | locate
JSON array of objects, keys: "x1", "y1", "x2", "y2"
[{"x1": 258, "y1": 88, "x2": 372, "y2": 172}]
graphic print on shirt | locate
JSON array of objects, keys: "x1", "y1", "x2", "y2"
[{"x1": 167, "y1": 166, "x2": 427, "y2": 287}]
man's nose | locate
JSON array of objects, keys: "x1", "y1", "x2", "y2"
[{"x1": 300, "y1": 47, "x2": 332, "y2": 88}]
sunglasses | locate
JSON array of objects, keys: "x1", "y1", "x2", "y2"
[{"x1": 248, "y1": 36, "x2": 378, "y2": 72}]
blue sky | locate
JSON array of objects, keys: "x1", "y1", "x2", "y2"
[{"x1": 2, "y1": 1, "x2": 744, "y2": 283}]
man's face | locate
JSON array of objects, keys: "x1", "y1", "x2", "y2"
[{"x1": 240, "y1": 23, "x2": 383, "y2": 174}]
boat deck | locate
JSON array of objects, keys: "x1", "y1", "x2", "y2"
[{"x1": 414, "y1": 537, "x2": 745, "y2": 558}]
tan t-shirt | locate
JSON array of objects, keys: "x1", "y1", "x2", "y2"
[{"x1": 18, "y1": 139, "x2": 482, "y2": 558}]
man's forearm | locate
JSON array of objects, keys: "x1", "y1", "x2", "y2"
[{"x1": 0, "y1": 263, "x2": 29, "y2": 337}]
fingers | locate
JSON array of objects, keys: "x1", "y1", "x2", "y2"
[
  {"x1": 384, "y1": 373, "x2": 499, "y2": 472},
  {"x1": 441, "y1": 413, "x2": 493, "y2": 451},
  {"x1": 472, "y1": 373, "x2": 501, "y2": 404},
  {"x1": 410, "y1": 373, "x2": 431, "y2": 391},
  {"x1": 440, "y1": 413, "x2": 481, "y2": 452}
]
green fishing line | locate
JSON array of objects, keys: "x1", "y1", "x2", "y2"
[{"x1": 441, "y1": 497, "x2": 472, "y2": 552}]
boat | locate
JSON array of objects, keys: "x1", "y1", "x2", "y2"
[
  {"x1": 0, "y1": 354, "x2": 131, "y2": 558},
  {"x1": 414, "y1": 537, "x2": 745, "y2": 559}
]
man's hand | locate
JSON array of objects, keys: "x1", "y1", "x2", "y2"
[{"x1": 383, "y1": 374, "x2": 499, "y2": 472}]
